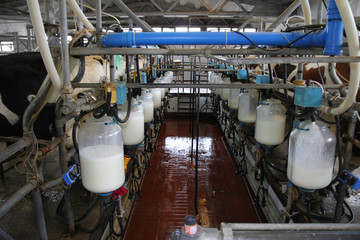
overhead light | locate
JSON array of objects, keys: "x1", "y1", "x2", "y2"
[
  {"x1": 164, "y1": 15, "x2": 189, "y2": 18},
  {"x1": 119, "y1": 15, "x2": 144, "y2": 18},
  {"x1": 208, "y1": 15, "x2": 233, "y2": 18}
]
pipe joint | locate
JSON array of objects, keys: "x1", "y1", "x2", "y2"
[{"x1": 324, "y1": 0, "x2": 344, "y2": 55}]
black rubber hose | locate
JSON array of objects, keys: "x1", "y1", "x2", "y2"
[
  {"x1": 78, "y1": 196, "x2": 104, "y2": 233},
  {"x1": 56, "y1": 195, "x2": 103, "y2": 232},
  {"x1": 306, "y1": 200, "x2": 312, "y2": 223},
  {"x1": 72, "y1": 56, "x2": 86, "y2": 83},
  {"x1": 72, "y1": 116, "x2": 80, "y2": 155},
  {"x1": 330, "y1": 115, "x2": 344, "y2": 185},
  {"x1": 319, "y1": 116, "x2": 337, "y2": 125},
  {"x1": 113, "y1": 92, "x2": 132, "y2": 123},
  {"x1": 149, "y1": 55, "x2": 154, "y2": 83},
  {"x1": 109, "y1": 202, "x2": 124, "y2": 237},
  {"x1": 93, "y1": 91, "x2": 112, "y2": 119}
]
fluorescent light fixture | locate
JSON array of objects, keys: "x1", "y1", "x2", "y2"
[
  {"x1": 164, "y1": 15, "x2": 189, "y2": 18},
  {"x1": 208, "y1": 15, "x2": 233, "y2": 18}
]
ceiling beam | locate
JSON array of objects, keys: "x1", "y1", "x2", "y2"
[
  {"x1": 199, "y1": 0, "x2": 214, "y2": 14},
  {"x1": 232, "y1": 0, "x2": 249, "y2": 13},
  {"x1": 166, "y1": 1, "x2": 178, "y2": 12},
  {"x1": 150, "y1": 0, "x2": 164, "y2": 12},
  {"x1": 102, "y1": 0, "x2": 113, "y2": 11},
  {"x1": 215, "y1": 0, "x2": 230, "y2": 14}
]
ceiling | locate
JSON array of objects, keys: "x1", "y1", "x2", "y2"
[{"x1": 0, "y1": 0, "x2": 300, "y2": 30}]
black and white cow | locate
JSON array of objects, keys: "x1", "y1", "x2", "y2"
[
  {"x1": 0, "y1": 52, "x2": 56, "y2": 140},
  {"x1": 0, "y1": 52, "x2": 124, "y2": 144}
]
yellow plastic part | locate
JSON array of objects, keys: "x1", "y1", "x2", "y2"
[
  {"x1": 103, "y1": 82, "x2": 117, "y2": 104},
  {"x1": 124, "y1": 155, "x2": 131, "y2": 172},
  {"x1": 293, "y1": 80, "x2": 306, "y2": 87}
]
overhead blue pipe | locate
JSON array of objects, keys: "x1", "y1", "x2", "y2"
[
  {"x1": 101, "y1": 0, "x2": 343, "y2": 56},
  {"x1": 324, "y1": 0, "x2": 343, "y2": 55}
]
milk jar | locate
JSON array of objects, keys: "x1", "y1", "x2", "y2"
[
  {"x1": 213, "y1": 74, "x2": 222, "y2": 96},
  {"x1": 118, "y1": 100, "x2": 145, "y2": 146},
  {"x1": 229, "y1": 82, "x2": 241, "y2": 110},
  {"x1": 220, "y1": 78, "x2": 231, "y2": 101},
  {"x1": 254, "y1": 99, "x2": 286, "y2": 145},
  {"x1": 138, "y1": 90, "x2": 154, "y2": 123},
  {"x1": 237, "y1": 89, "x2": 259, "y2": 123},
  {"x1": 151, "y1": 88, "x2": 162, "y2": 108},
  {"x1": 78, "y1": 116, "x2": 125, "y2": 193},
  {"x1": 287, "y1": 121, "x2": 336, "y2": 190},
  {"x1": 154, "y1": 79, "x2": 166, "y2": 99}
]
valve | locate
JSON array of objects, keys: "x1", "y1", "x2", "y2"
[
  {"x1": 339, "y1": 170, "x2": 360, "y2": 191},
  {"x1": 62, "y1": 164, "x2": 80, "y2": 186}
]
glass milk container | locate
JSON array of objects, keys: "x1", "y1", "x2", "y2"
[
  {"x1": 78, "y1": 116, "x2": 125, "y2": 193},
  {"x1": 254, "y1": 98, "x2": 286, "y2": 145}
]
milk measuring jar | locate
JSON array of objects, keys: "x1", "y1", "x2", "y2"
[
  {"x1": 254, "y1": 98, "x2": 286, "y2": 145},
  {"x1": 78, "y1": 116, "x2": 125, "y2": 193}
]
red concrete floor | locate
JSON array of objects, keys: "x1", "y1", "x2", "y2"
[{"x1": 124, "y1": 115, "x2": 263, "y2": 240}]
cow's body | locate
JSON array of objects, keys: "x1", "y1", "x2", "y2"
[{"x1": 0, "y1": 52, "x2": 55, "y2": 140}]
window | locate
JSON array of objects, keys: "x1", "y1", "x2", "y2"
[
  {"x1": 133, "y1": 28, "x2": 142, "y2": 32},
  {"x1": 189, "y1": 27, "x2": 201, "y2": 32},
  {"x1": 153, "y1": 27, "x2": 162, "y2": 32},
  {"x1": 176, "y1": 27, "x2": 188, "y2": 32},
  {"x1": 0, "y1": 41, "x2": 14, "y2": 52},
  {"x1": 207, "y1": 27, "x2": 218, "y2": 32},
  {"x1": 244, "y1": 28, "x2": 256, "y2": 32},
  {"x1": 163, "y1": 28, "x2": 174, "y2": 32},
  {"x1": 219, "y1": 28, "x2": 231, "y2": 32}
]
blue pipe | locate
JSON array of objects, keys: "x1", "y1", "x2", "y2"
[
  {"x1": 324, "y1": 0, "x2": 343, "y2": 55},
  {"x1": 101, "y1": 0, "x2": 343, "y2": 56},
  {"x1": 102, "y1": 31, "x2": 326, "y2": 47}
]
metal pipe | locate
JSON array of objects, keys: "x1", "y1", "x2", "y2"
[
  {"x1": 334, "y1": 111, "x2": 357, "y2": 222},
  {"x1": 32, "y1": 189, "x2": 48, "y2": 240},
  {"x1": 343, "y1": 133, "x2": 360, "y2": 150},
  {"x1": 112, "y1": 0, "x2": 153, "y2": 32},
  {"x1": 59, "y1": 0, "x2": 71, "y2": 90},
  {"x1": 297, "y1": 62, "x2": 303, "y2": 79},
  {"x1": 265, "y1": 0, "x2": 301, "y2": 32},
  {"x1": 316, "y1": 0, "x2": 324, "y2": 24},
  {"x1": 329, "y1": 63, "x2": 348, "y2": 96},
  {"x1": 237, "y1": 19, "x2": 252, "y2": 32},
  {"x1": 14, "y1": 32, "x2": 19, "y2": 53},
  {"x1": 0, "y1": 180, "x2": 38, "y2": 218},
  {"x1": 55, "y1": 99, "x2": 75, "y2": 234},
  {"x1": 110, "y1": 55, "x2": 115, "y2": 82},
  {"x1": 70, "y1": 46, "x2": 328, "y2": 56},
  {"x1": 26, "y1": 24, "x2": 32, "y2": 51},
  {"x1": 41, "y1": 177, "x2": 63, "y2": 190},
  {"x1": 0, "y1": 228, "x2": 14, "y2": 240},
  {"x1": 96, "y1": 0, "x2": 102, "y2": 29},
  {"x1": 0, "y1": 138, "x2": 28, "y2": 164},
  {"x1": 72, "y1": 83, "x2": 342, "y2": 90},
  {"x1": 221, "y1": 223, "x2": 360, "y2": 231}
]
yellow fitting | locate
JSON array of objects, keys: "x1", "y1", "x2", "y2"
[
  {"x1": 293, "y1": 80, "x2": 306, "y2": 87},
  {"x1": 103, "y1": 82, "x2": 117, "y2": 104},
  {"x1": 124, "y1": 155, "x2": 131, "y2": 172}
]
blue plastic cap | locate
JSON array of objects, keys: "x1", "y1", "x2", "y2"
[
  {"x1": 256, "y1": 75, "x2": 270, "y2": 84},
  {"x1": 226, "y1": 66, "x2": 234, "y2": 75},
  {"x1": 237, "y1": 69, "x2": 247, "y2": 80},
  {"x1": 141, "y1": 72, "x2": 147, "y2": 84},
  {"x1": 116, "y1": 81, "x2": 127, "y2": 105},
  {"x1": 152, "y1": 68, "x2": 157, "y2": 79},
  {"x1": 294, "y1": 86, "x2": 322, "y2": 107}
]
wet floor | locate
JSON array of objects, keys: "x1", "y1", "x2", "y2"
[{"x1": 124, "y1": 115, "x2": 263, "y2": 240}]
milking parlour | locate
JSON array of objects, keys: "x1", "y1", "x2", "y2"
[{"x1": 0, "y1": 0, "x2": 360, "y2": 239}]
